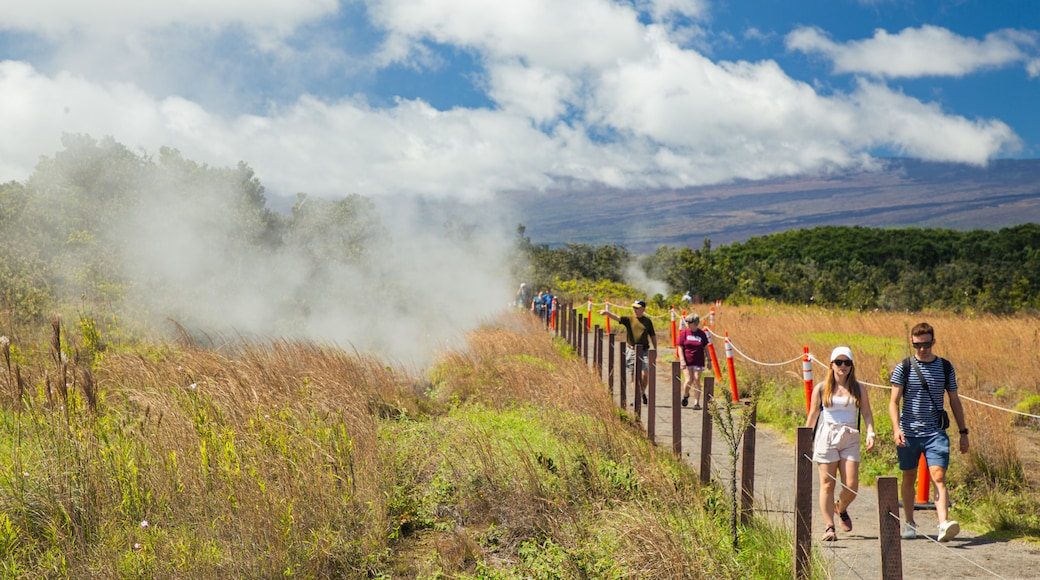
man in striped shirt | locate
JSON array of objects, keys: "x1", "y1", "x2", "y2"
[{"x1": 888, "y1": 322, "x2": 969, "y2": 542}]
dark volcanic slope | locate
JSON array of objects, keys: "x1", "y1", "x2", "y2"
[{"x1": 504, "y1": 158, "x2": 1040, "y2": 252}]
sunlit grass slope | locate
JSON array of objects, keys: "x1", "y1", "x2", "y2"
[{"x1": 0, "y1": 314, "x2": 809, "y2": 578}]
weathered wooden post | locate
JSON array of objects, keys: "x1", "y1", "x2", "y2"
[
  {"x1": 647, "y1": 348, "x2": 657, "y2": 441},
  {"x1": 583, "y1": 317, "x2": 589, "y2": 366},
  {"x1": 634, "y1": 344, "x2": 643, "y2": 419},
  {"x1": 740, "y1": 403, "x2": 756, "y2": 525},
  {"x1": 672, "y1": 360, "x2": 682, "y2": 456},
  {"x1": 608, "y1": 334, "x2": 616, "y2": 394},
  {"x1": 619, "y1": 342, "x2": 627, "y2": 409},
  {"x1": 594, "y1": 326, "x2": 603, "y2": 381},
  {"x1": 699, "y1": 377, "x2": 714, "y2": 485},
  {"x1": 794, "y1": 427, "x2": 813, "y2": 580},
  {"x1": 878, "y1": 476, "x2": 904, "y2": 579}
]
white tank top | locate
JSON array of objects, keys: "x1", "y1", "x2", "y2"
[{"x1": 822, "y1": 394, "x2": 858, "y2": 426}]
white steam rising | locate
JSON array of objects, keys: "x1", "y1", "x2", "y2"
[{"x1": 112, "y1": 180, "x2": 514, "y2": 366}]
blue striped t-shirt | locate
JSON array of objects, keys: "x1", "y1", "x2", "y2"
[{"x1": 890, "y1": 356, "x2": 957, "y2": 437}]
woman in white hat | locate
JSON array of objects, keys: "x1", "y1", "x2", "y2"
[{"x1": 806, "y1": 346, "x2": 876, "y2": 541}]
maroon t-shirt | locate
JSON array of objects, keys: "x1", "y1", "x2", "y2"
[{"x1": 678, "y1": 328, "x2": 708, "y2": 367}]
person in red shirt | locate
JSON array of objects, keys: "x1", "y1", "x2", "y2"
[{"x1": 677, "y1": 313, "x2": 708, "y2": 409}]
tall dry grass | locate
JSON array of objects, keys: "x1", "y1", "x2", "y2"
[
  {"x1": 0, "y1": 325, "x2": 411, "y2": 577},
  {"x1": 0, "y1": 313, "x2": 815, "y2": 578}
]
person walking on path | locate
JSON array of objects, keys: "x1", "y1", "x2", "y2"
[
  {"x1": 515, "y1": 283, "x2": 530, "y2": 309},
  {"x1": 888, "y1": 322, "x2": 969, "y2": 542},
  {"x1": 599, "y1": 299, "x2": 657, "y2": 405},
  {"x1": 677, "y1": 313, "x2": 708, "y2": 409},
  {"x1": 806, "y1": 346, "x2": 876, "y2": 541}
]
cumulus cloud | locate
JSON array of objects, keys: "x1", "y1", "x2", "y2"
[
  {"x1": 0, "y1": 0, "x2": 1028, "y2": 203},
  {"x1": 787, "y1": 25, "x2": 1037, "y2": 78},
  {"x1": 0, "y1": 0, "x2": 337, "y2": 38}
]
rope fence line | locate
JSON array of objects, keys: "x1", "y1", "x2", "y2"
[{"x1": 696, "y1": 327, "x2": 1040, "y2": 420}]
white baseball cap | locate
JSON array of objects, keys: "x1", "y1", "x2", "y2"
[{"x1": 830, "y1": 346, "x2": 854, "y2": 362}]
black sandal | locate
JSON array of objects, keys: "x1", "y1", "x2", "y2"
[
  {"x1": 822, "y1": 525, "x2": 837, "y2": 541},
  {"x1": 836, "y1": 501, "x2": 853, "y2": 532}
]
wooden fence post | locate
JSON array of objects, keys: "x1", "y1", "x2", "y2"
[
  {"x1": 619, "y1": 342, "x2": 627, "y2": 409},
  {"x1": 699, "y1": 377, "x2": 714, "y2": 485},
  {"x1": 647, "y1": 348, "x2": 657, "y2": 441},
  {"x1": 608, "y1": 334, "x2": 615, "y2": 394},
  {"x1": 583, "y1": 320, "x2": 589, "y2": 366},
  {"x1": 878, "y1": 476, "x2": 904, "y2": 579},
  {"x1": 672, "y1": 360, "x2": 681, "y2": 456},
  {"x1": 599, "y1": 328, "x2": 607, "y2": 382},
  {"x1": 634, "y1": 345, "x2": 643, "y2": 419},
  {"x1": 794, "y1": 427, "x2": 813, "y2": 580},
  {"x1": 740, "y1": 403, "x2": 756, "y2": 525}
]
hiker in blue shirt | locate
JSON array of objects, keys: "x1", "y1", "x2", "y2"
[{"x1": 888, "y1": 322, "x2": 969, "y2": 542}]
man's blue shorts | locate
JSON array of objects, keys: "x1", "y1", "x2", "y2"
[{"x1": 897, "y1": 432, "x2": 951, "y2": 471}]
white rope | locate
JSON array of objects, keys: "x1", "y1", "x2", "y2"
[
  {"x1": 704, "y1": 327, "x2": 804, "y2": 367},
  {"x1": 721, "y1": 339, "x2": 1040, "y2": 419},
  {"x1": 730, "y1": 341, "x2": 804, "y2": 367}
]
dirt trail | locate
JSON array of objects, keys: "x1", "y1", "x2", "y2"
[{"x1": 604, "y1": 354, "x2": 1040, "y2": 580}]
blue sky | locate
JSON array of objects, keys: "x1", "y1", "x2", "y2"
[{"x1": 1, "y1": 0, "x2": 1037, "y2": 203}]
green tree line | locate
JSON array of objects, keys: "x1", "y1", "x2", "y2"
[{"x1": 517, "y1": 223, "x2": 1040, "y2": 314}]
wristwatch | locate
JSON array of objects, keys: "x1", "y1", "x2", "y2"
[{"x1": 959, "y1": 428, "x2": 969, "y2": 435}]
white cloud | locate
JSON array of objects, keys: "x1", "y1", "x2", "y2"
[
  {"x1": 0, "y1": 0, "x2": 337, "y2": 38},
  {"x1": 367, "y1": 0, "x2": 650, "y2": 71},
  {"x1": 787, "y1": 25, "x2": 1036, "y2": 78},
  {"x1": 1028, "y1": 58, "x2": 1040, "y2": 78},
  {"x1": 487, "y1": 61, "x2": 578, "y2": 122},
  {"x1": 638, "y1": 0, "x2": 709, "y2": 22},
  {"x1": 0, "y1": 1, "x2": 1027, "y2": 202},
  {"x1": 849, "y1": 80, "x2": 1020, "y2": 162}
]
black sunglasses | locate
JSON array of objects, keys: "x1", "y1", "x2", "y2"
[
  {"x1": 832, "y1": 359, "x2": 853, "y2": 367},
  {"x1": 912, "y1": 341, "x2": 934, "y2": 349}
]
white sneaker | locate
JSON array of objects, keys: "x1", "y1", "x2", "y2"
[
  {"x1": 938, "y1": 520, "x2": 960, "y2": 542},
  {"x1": 901, "y1": 522, "x2": 917, "y2": 540}
]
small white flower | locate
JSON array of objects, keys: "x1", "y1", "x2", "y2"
[
  {"x1": 140, "y1": 520, "x2": 149, "y2": 529},
  {"x1": 189, "y1": 383, "x2": 197, "y2": 390},
  {"x1": 22, "y1": 472, "x2": 29, "y2": 477},
  {"x1": 133, "y1": 543, "x2": 142, "y2": 551}
]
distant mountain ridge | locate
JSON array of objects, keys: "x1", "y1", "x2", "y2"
[{"x1": 504, "y1": 158, "x2": 1040, "y2": 253}]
